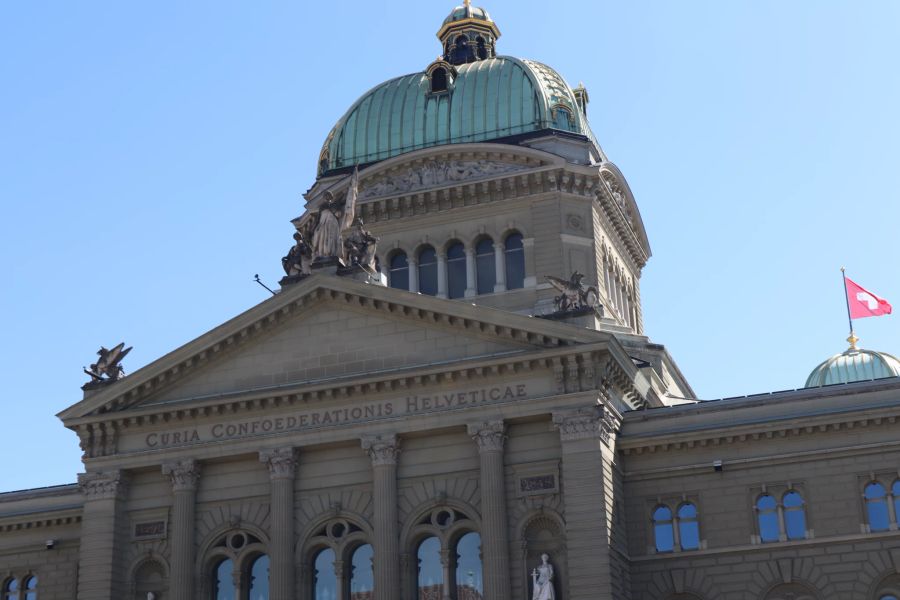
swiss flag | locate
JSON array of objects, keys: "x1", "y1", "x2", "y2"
[{"x1": 846, "y1": 277, "x2": 893, "y2": 319}]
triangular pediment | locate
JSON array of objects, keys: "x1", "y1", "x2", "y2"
[{"x1": 59, "y1": 275, "x2": 612, "y2": 423}]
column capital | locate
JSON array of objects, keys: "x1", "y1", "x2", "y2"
[
  {"x1": 467, "y1": 420, "x2": 506, "y2": 452},
  {"x1": 162, "y1": 459, "x2": 201, "y2": 492},
  {"x1": 552, "y1": 405, "x2": 620, "y2": 444},
  {"x1": 259, "y1": 447, "x2": 298, "y2": 480},
  {"x1": 361, "y1": 433, "x2": 401, "y2": 466},
  {"x1": 78, "y1": 470, "x2": 125, "y2": 500}
]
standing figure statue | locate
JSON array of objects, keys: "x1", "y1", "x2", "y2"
[
  {"x1": 343, "y1": 217, "x2": 378, "y2": 272},
  {"x1": 531, "y1": 553, "x2": 556, "y2": 600},
  {"x1": 282, "y1": 231, "x2": 312, "y2": 277},
  {"x1": 311, "y1": 191, "x2": 343, "y2": 261}
]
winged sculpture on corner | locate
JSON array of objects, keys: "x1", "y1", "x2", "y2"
[
  {"x1": 84, "y1": 343, "x2": 132, "y2": 384},
  {"x1": 545, "y1": 271, "x2": 603, "y2": 316}
]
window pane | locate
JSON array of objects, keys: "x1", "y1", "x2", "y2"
[
  {"x1": 389, "y1": 253, "x2": 409, "y2": 290},
  {"x1": 867, "y1": 483, "x2": 891, "y2": 532},
  {"x1": 475, "y1": 238, "x2": 495, "y2": 294},
  {"x1": 447, "y1": 242, "x2": 467, "y2": 299},
  {"x1": 880, "y1": 596, "x2": 899, "y2": 600},
  {"x1": 418, "y1": 247, "x2": 437, "y2": 296},
  {"x1": 679, "y1": 520, "x2": 700, "y2": 550},
  {"x1": 866, "y1": 482, "x2": 886, "y2": 500},
  {"x1": 417, "y1": 536, "x2": 443, "y2": 598},
  {"x1": 677, "y1": 503, "x2": 697, "y2": 520},
  {"x1": 24, "y1": 575, "x2": 37, "y2": 600},
  {"x1": 456, "y1": 532, "x2": 483, "y2": 595},
  {"x1": 350, "y1": 544, "x2": 374, "y2": 599},
  {"x1": 215, "y1": 559, "x2": 235, "y2": 600},
  {"x1": 757, "y1": 495, "x2": 779, "y2": 543},
  {"x1": 783, "y1": 491, "x2": 803, "y2": 508},
  {"x1": 248, "y1": 555, "x2": 269, "y2": 600},
  {"x1": 784, "y1": 507, "x2": 806, "y2": 540},
  {"x1": 652, "y1": 506, "x2": 674, "y2": 552},
  {"x1": 894, "y1": 480, "x2": 900, "y2": 525},
  {"x1": 314, "y1": 548, "x2": 337, "y2": 600},
  {"x1": 504, "y1": 233, "x2": 525, "y2": 290}
]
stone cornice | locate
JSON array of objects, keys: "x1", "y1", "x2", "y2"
[{"x1": 0, "y1": 507, "x2": 82, "y2": 533}]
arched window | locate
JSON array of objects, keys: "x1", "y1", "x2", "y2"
[
  {"x1": 455, "y1": 532, "x2": 483, "y2": 597},
  {"x1": 417, "y1": 536, "x2": 443, "y2": 598},
  {"x1": 389, "y1": 252, "x2": 409, "y2": 291},
  {"x1": 504, "y1": 232, "x2": 525, "y2": 290},
  {"x1": 782, "y1": 491, "x2": 807, "y2": 540},
  {"x1": 652, "y1": 505, "x2": 674, "y2": 553},
  {"x1": 418, "y1": 246, "x2": 438, "y2": 296},
  {"x1": 349, "y1": 544, "x2": 374, "y2": 599},
  {"x1": 475, "y1": 238, "x2": 495, "y2": 294},
  {"x1": 677, "y1": 503, "x2": 700, "y2": 550},
  {"x1": 866, "y1": 482, "x2": 890, "y2": 532},
  {"x1": 134, "y1": 560, "x2": 166, "y2": 599},
  {"x1": 756, "y1": 494, "x2": 779, "y2": 542},
  {"x1": 553, "y1": 107, "x2": 572, "y2": 131},
  {"x1": 213, "y1": 559, "x2": 235, "y2": 600},
  {"x1": 446, "y1": 242, "x2": 467, "y2": 299},
  {"x1": 893, "y1": 480, "x2": 900, "y2": 524},
  {"x1": 313, "y1": 548, "x2": 337, "y2": 600},
  {"x1": 247, "y1": 555, "x2": 269, "y2": 600},
  {"x1": 881, "y1": 596, "x2": 899, "y2": 600},
  {"x1": 21, "y1": 577, "x2": 36, "y2": 600},
  {"x1": 2, "y1": 579, "x2": 18, "y2": 600},
  {"x1": 476, "y1": 37, "x2": 487, "y2": 60},
  {"x1": 431, "y1": 68, "x2": 448, "y2": 93}
]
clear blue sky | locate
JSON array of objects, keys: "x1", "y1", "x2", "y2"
[{"x1": 2, "y1": 1, "x2": 898, "y2": 490}]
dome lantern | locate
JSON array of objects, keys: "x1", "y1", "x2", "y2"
[{"x1": 437, "y1": 0, "x2": 501, "y2": 66}]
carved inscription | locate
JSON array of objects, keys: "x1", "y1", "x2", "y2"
[
  {"x1": 143, "y1": 384, "x2": 529, "y2": 449},
  {"x1": 519, "y1": 475, "x2": 556, "y2": 494},
  {"x1": 134, "y1": 521, "x2": 166, "y2": 538}
]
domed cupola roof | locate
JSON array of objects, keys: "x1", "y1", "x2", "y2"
[
  {"x1": 805, "y1": 343, "x2": 900, "y2": 387},
  {"x1": 441, "y1": 2, "x2": 495, "y2": 29}
]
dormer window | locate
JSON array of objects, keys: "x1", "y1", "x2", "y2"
[
  {"x1": 553, "y1": 106, "x2": 573, "y2": 131},
  {"x1": 426, "y1": 60, "x2": 456, "y2": 95},
  {"x1": 431, "y1": 67, "x2": 448, "y2": 93}
]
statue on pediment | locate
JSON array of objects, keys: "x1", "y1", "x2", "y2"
[
  {"x1": 311, "y1": 167, "x2": 360, "y2": 264},
  {"x1": 545, "y1": 272, "x2": 602, "y2": 315},
  {"x1": 282, "y1": 231, "x2": 312, "y2": 277},
  {"x1": 343, "y1": 217, "x2": 378, "y2": 273},
  {"x1": 83, "y1": 342, "x2": 131, "y2": 385}
]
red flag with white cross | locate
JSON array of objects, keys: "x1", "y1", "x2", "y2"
[{"x1": 845, "y1": 276, "x2": 893, "y2": 319}]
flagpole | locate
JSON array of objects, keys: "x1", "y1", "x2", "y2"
[{"x1": 840, "y1": 267, "x2": 858, "y2": 350}]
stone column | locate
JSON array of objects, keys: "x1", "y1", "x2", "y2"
[
  {"x1": 408, "y1": 257, "x2": 419, "y2": 293},
  {"x1": 467, "y1": 421, "x2": 511, "y2": 600},
  {"x1": 552, "y1": 405, "x2": 622, "y2": 600},
  {"x1": 162, "y1": 460, "x2": 200, "y2": 600},
  {"x1": 77, "y1": 470, "x2": 127, "y2": 600},
  {"x1": 493, "y1": 242, "x2": 507, "y2": 292},
  {"x1": 437, "y1": 251, "x2": 449, "y2": 298},
  {"x1": 522, "y1": 237, "x2": 537, "y2": 288},
  {"x1": 362, "y1": 434, "x2": 401, "y2": 600},
  {"x1": 260, "y1": 448, "x2": 298, "y2": 600},
  {"x1": 464, "y1": 248, "x2": 477, "y2": 297}
]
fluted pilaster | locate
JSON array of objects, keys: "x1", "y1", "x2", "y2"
[
  {"x1": 468, "y1": 420, "x2": 511, "y2": 600},
  {"x1": 260, "y1": 447, "x2": 298, "y2": 600},
  {"x1": 162, "y1": 459, "x2": 200, "y2": 600},
  {"x1": 362, "y1": 434, "x2": 401, "y2": 600},
  {"x1": 77, "y1": 470, "x2": 127, "y2": 600}
]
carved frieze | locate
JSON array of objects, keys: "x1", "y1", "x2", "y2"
[
  {"x1": 161, "y1": 459, "x2": 200, "y2": 492},
  {"x1": 259, "y1": 447, "x2": 298, "y2": 480},
  {"x1": 361, "y1": 434, "x2": 401, "y2": 466},
  {"x1": 78, "y1": 470, "x2": 125, "y2": 500},
  {"x1": 467, "y1": 420, "x2": 507, "y2": 453},
  {"x1": 359, "y1": 159, "x2": 527, "y2": 199}
]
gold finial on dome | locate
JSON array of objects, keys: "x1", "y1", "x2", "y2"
[
  {"x1": 847, "y1": 332, "x2": 859, "y2": 351},
  {"x1": 464, "y1": 0, "x2": 471, "y2": 6}
]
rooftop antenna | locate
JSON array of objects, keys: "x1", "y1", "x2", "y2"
[{"x1": 254, "y1": 274, "x2": 276, "y2": 296}]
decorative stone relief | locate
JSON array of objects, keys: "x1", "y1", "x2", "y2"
[
  {"x1": 359, "y1": 159, "x2": 527, "y2": 199},
  {"x1": 552, "y1": 406, "x2": 620, "y2": 444},
  {"x1": 78, "y1": 470, "x2": 125, "y2": 500},
  {"x1": 162, "y1": 460, "x2": 200, "y2": 491},
  {"x1": 361, "y1": 434, "x2": 401, "y2": 466},
  {"x1": 467, "y1": 420, "x2": 507, "y2": 452},
  {"x1": 77, "y1": 422, "x2": 119, "y2": 459},
  {"x1": 259, "y1": 447, "x2": 298, "y2": 480}
]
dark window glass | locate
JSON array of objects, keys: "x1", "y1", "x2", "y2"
[
  {"x1": 866, "y1": 482, "x2": 890, "y2": 532},
  {"x1": 652, "y1": 506, "x2": 674, "y2": 553},
  {"x1": 447, "y1": 242, "x2": 466, "y2": 298},
  {"x1": 455, "y1": 532, "x2": 483, "y2": 595},
  {"x1": 757, "y1": 494, "x2": 779, "y2": 542},
  {"x1": 476, "y1": 37, "x2": 487, "y2": 60},
  {"x1": 350, "y1": 544, "x2": 374, "y2": 598},
  {"x1": 417, "y1": 536, "x2": 443, "y2": 598},
  {"x1": 389, "y1": 252, "x2": 409, "y2": 290},
  {"x1": 314, "y1": 548, "x2": 337, "y2": 600},
  {"x1": 677, "y1": 503, "x2": 700, "y2": 550},
  {"x1": 782, "y1": 491, "x2": 806, "y2": 540},
  {"x1": 418, "y1": 247, "x2": 438, "y2": 296},
  {"x1": 880, "y1": 596, "x2": 899, "y2": 600},
  {"x1": 3, "y1": 578, "x2": 18, "y2": 600},
  {"x1": 214, "y1": 559, "x2": 235, "y2": 600},
  {"x1": 475, "y1": 238, "x2": 495, "y2": 294},
  {"x1": 431, "y1": 68, "x2": 448, "y2": 93},
  {"x1": 554, "y1": 107, "x2": 572, "y2": 130},
  {"x1": 504, "y1": 232, "x2": 525, "y2": 289}
]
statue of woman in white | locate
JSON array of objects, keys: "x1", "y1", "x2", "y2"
[{"x1": 531, "y1": 553, "x2": 555, "y2": 600}]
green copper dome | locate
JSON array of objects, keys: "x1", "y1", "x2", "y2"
[
  {"x1": 804, "y1": 347, "x2": 900, "y2": 387},
  {"x1": 443, "y1": 4, "x2": 492, "y2": 26},
  {"x1": 318, "y1": 56, "x2": 597, "y2": 176}
]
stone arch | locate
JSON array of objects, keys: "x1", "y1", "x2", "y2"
[
  {"x1": 516, "y1": 510, "x2": 567, "y2": 600},
  {"x1": 129, "y1": 555, "x2": 169, "y2": 600},
  {"x1": 196, "y1": 523, "x2": 270, "y2": 599},
  {"x1": 870, "y1": 571, "x2": 900, "y2": 600},
  {"x1": 761, "y1": 582, "x2": 820, "y2": 600},
  {"x1": 746, "y1": 557, "x2": 831, "y2": 599},
  {"x1": 644, "y1": 565, "x2": 720, "y2": 600},
  {"x1": 296, "y1": 509, "x2": 373, "y2": 563}
]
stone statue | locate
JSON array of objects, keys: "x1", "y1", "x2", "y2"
[
  {"x1": 545, "y1": 271, "x2": 601, "y2": 315},
  {"x1": 146, "y1": 593, "x2": 156, "y2": 600},
  {"x1": 531, "y1": 553, "x2": 556, "y2": 600},
  {"x1": 83, "y1": 343, "x2": 132, "y2": 384},
  {"x1": 343, "y1": 217, "x2": 378, "y2": 272},
  {"x1": 282, "y1": 231, "x2": 312, "y2": 276},
  {"x1": 311, "y1": 191, "x2": 344, "y2": 261}
]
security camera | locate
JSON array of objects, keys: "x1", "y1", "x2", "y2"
[
  {"x1": 45, "y1": 539, "x2": 55, "y2": 550},
  {"x1": 713, "y1": 460, "x2": 723, "y2": 472}
]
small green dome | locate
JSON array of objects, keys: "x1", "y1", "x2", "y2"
[
  {"x1": 318, "y1": 56, "x2": 597, "y2": 176},
  {"x1": 804, "y1": 347, "x2": 900, "y2": 387},
  {"x1": 443, "y1": 4, "x2": 492, "y2": 25}
]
